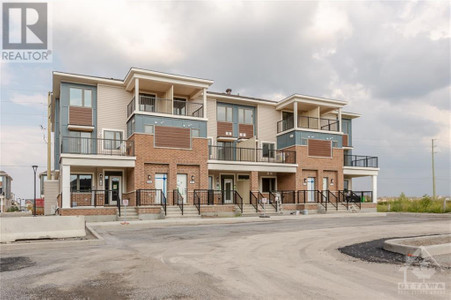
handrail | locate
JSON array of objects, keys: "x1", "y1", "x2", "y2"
[
  {"x1": 344, "y1": 155, "x2": 378, "y2": 168},
  {"x1": 193, "y1": 190, "x2": 200, "y2": 215},
  {"x1": 62, "y1": 136, "x2": 134, "y2": 156},
  {"x1": 208, "y1": 145, "x2": 296, "y2": 164},
  {"x1": 298, "y1": 116, "x2": 339, "y2": 132},
  {"x1": 234, "y1": 191, "x2": 243, "y2": 213},
  {"x1": 138, "y1": 95, "x2": 204, "y2": 118},
  {"x1": 70, "y1": 189, "x2": 107, "y2": 207},
  {"x1": 317, "y1": 190, "x2": 327, "y2": 211},
  {"x1": 271, "y1": 190, "x2": 296, "y2": 204},
  {"x1": 136, "y1": 189, "x2": 167, "y2": 215},
  {"x1": 127, "y1": 97, "x2": 135, "y2": 118},
  {"x1": 173, "y1": 189, "x2": 184, "y2": 215},
  {"x1": 277, "y1": 117, "x2": 294, "y2": 133},
  {"x1": 249, "y1": 191, "x2": 258, "y2": 212},
  {"x1": 327, "y1": 191, "x2": 338, "y2": 210}
]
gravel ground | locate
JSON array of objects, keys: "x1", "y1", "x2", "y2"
[{"x1": 1, "y1": 213, "x2": 450, "y2": 299}]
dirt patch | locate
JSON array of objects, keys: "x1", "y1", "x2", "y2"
[
  {"x1": 0, "y1": 256, "x2": 35, "y2": 272},
  {"x1": 25, "y1": 272, "x2": 132, "y2": 300}
]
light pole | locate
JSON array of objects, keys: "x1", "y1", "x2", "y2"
[{"x1": 32, "y1": 165, "x2": 38, "y2": 216}]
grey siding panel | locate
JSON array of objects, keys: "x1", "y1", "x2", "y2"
[
  {"x1": 277, "y1": 130, "x2": 343, "y2": 149},
  {"x1": 133, "y1": 115, "x2": 207, "y2": 137}
]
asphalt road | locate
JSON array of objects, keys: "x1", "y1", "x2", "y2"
[{"x1": 1, "y1": 213, "x2": 450, "y2": 299}]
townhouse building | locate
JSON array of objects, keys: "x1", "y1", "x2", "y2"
[
  {"x1": 44, "y1": 68, "x2": 379, "y2": 221},
  {"x1": 0, "y1": 170, "x2": 14, "y2": 213}
]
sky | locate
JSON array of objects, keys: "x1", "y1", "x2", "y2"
[{"x1": 0, "y1": 0, "x2": 449, "y2": 199}]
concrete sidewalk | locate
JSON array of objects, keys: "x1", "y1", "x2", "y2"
[{"x1": 89, "y1": 212, "x2": 387, "y2": 228}]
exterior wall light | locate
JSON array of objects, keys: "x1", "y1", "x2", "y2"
[
  {"x1": 303, "y1": 178, "x2": 307, "y2": 186},
  {"x1": 190, "y1": 175, "x2": 195, "y2": 183},
  {"x1": 330, "y1": 179, "x2": 334, "y2": 185},
  {"x1": 99, "y1": 173, "x2": 103, "y2": 186}
]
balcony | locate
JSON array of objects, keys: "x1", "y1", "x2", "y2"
[
  {"x1": 277, "y1": 116, "x2": 339, "y2": 133},
  {"x1": 209, "y1": 145, "x2": 296, "y2": 164},
  {"x1": 127, "y1": 95, "x2": 204, "y2": 119},
  {"x1": 344, "y1": 155, "x2": 378, "y2": 168},
  {"x1": 62, "y1": 136, "x2": 134, "y2": 156}
]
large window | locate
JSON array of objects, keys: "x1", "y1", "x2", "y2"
[
  {"x1": 104, "y1": 130, "x2": 122, "y2": 150},
  {"x1": 217, "y1": 105, "x2": 233, "y2": 122},
  {"x1": 262, "y1": 178, "x2": 276, "y2": 193},
  {"x1": 70, "y1": 87, "x2": 92, "y2": 107},
  {"x1": 262, "y1": 142, "x2": 275, "y2": 158},
  {"x1": 139, "y1": 93, "x2": 156, "y2": 112},
  {"x1": 68, "y1": 131, "x2": 92, "y2": 154},
  {"x1": 70, "y1": 174, "x2": 92, "y2": 192},
  {"x1": 238, "y1": 108, "x2": 253, "y2": 124},
  {"x1": 173, "y1": 97, "x2": 187, "y2": 115}
]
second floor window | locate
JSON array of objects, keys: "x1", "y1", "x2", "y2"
[
  {"x1": 68, "y1": 131, "x2": 92, "y2": 154},
  {"x1": 217, "y1": 105, "x2": 232, "y2": 122},
  {"x1": 238, "y1": 108, "x2": 253, "y2": 124},
  {"x1": 262, "y1": 142, "x2": 275, "y2": 158},
  {"x1": 70, "y1": 87, "x2": 92, "y2": 107},
  {"x1": 104, "y1": 130, "x2": 122, "y2": 150},
  {"x1": 173, "y1": 97, "x2": 187, "y2": 115}
]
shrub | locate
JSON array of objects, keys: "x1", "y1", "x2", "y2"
[{"x1": 377, "y1": 193, "x2": 451, "y2": 213}]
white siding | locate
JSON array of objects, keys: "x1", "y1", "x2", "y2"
[
  {"x1": 257, "y1": 103, "x2": 279, "y2": 146},
  {"x1": 97, "y1": 84, "x2": 132, "y2": 138},
  {"x1": 207, "y1": 98, "x2": 217, "y2": 139}
]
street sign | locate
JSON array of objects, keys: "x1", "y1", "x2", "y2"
[
  {"x1": 262, "y1": 198, "x2": 268, "y2": 204},
  {"x1": 123, "y1": 199, "x2": 129, "y2": 206}
]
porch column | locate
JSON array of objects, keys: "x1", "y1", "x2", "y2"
[
  {"x1": 372, "y1": 175, "x2": 378, "y2": 203},
  {"x1": 203, "y1": 88, "x2": 207, "y2": 118},
  {"x1": 61, "y1": 164, "x2": 71, "y2": 208},
  {"x1": 250, "y1": 171, "x2": 259, "y2": 192},
  {"x1": 338, "y1": 108, "x2": 342, "y2": 132},
  {"x1": 293, "y1": 101, "x2": 298, "y2": 129},
  {"x1": 134, "y1": 78, "x2": 139, "y2": 111}
]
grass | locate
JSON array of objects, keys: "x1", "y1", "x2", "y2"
[{"x1": 377, "y1": 193, "x2": 451, "y2": 213}]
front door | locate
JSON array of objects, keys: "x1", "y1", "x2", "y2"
[
  {"x1": 109, "y1": 176, "x2": 121, "y2": 205},
  {"x1": 176, "y1": 174, "x2": 187, "y2": 204},
  {"x1": 322, "y1": 177, "x2": 329, "y2": 202},
  {"x1": 307, "y1": 177, "x2": 315, "y2": 202},
  {"x1": 223, "y1": 178, "x2": 234, "y2": 204},
  {"x1": 155, "y1": 173, "x2": 167, "y2": 204}
]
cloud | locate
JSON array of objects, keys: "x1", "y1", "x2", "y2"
[{"x1": 9, "y1": 93, "x2": 47, "y2": 107}]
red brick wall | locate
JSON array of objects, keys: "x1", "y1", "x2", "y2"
[
  {"x1": 60, "y1": 207, "x2": 117, "y2": 216},
  {"x1": 122, "y1": 191, "x2": 136, "y2": 206},
  {"x1": 128, "y1": 134, "x2": 208, "y2": 205}
]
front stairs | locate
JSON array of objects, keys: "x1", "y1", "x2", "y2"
[
  {"x1": 242, "y1": 204, "x2": 278, "y2": 216},
  {"x1": 165, "y1": 205, "x2": 200, "y2": 218},
  {"x1": 118, "y1": 206, "x2": 139, "y2": 221}
]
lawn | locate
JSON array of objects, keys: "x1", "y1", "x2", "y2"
[{"x1": 377, "y1": 193, "x2": 451, "y2": 213}]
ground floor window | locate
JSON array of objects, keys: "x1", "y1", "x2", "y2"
[
  {"x1": 262, "y1": 177, "x2": 276, "y2": 193},
  {"x1": 70, "y1": 174, "x2": 92, "y2": 192}
]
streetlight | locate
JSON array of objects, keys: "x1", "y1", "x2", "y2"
[{"x1": 32, "y1": 165, "x2": 38, "y2": 216}]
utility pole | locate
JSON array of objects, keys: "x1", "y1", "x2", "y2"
[{"x1": 431, "y1": 139, "x2": 437, "y2": 200}]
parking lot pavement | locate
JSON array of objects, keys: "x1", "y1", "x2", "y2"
[{"x1": 1, "y1": 214, "x2": 450, "y2": 299}]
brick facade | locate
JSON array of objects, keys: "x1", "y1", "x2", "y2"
[{"x1": 59, "y1": 207, "x2": 117, "y2": 216}]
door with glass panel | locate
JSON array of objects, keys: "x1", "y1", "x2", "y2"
[
  {"x1": 307, "y1": 177, "x2": 316, "y2": 202},
  {"x1": 155, "y1": 173, "x2": 167, "y2": 204},
  {"x1": 176, "y1": 174, "x2": 187, "y2": 204},
  {"x1": 109, "y1": 176, "x2": 121, "y2": 205},
  {"x1": 223, "y1": 178, "x2": 234, "y2": 204},
  {"x1": 322, "y1": 177, "x2": 329, "y2": 202}
]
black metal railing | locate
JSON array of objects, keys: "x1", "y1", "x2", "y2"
[
  {"x1": 297, "y1": 190, "x2": 319, "y2": 204},
  {"x1": 193, "y1": 189, "x2": 243, "y2": 213},
  {"x1": 250, "y1": 191, "x2": 259, "y2": 212},
  {"x1": 277, "y1": 117, "x2": 294, "y2": 133},
  {"x1": 137, "y1": 95, "x2": 204, "y2": 118},
  {"x1": 62, "y1": 137, "x2": 135, "y2": 156},
  {"x1": 327, "y1": 190, "x2": 338, "y2": 210},
  {"x1": 208, "y1": 146, "x2": 296, "y2": 164},
  {"x1": 70, "y1": 190, "x2": 108, "y2": 207},
  {"x1": 344, "y1": 155, "x2": 378, "y2": 168},
  {"x1": 298, "y1": 116, "x2": 339, "y2": 132},
  {"x1": 173, "y1": 189, "x2": 184, "y2": 215},
  {"x1": 317, "y1": 190, "x2": 327, "y2": 210},
  {"x1": 136, "y1": 189, "x2": 167, "y2": 215},
  {"x1": 127, "y1": 98, "x2": 135, "y2": 118}
]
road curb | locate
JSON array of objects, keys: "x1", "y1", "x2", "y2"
[
  {"x1": 0, "y1": 224, "x2": 104, "y2": 252},
  {"x1": 383, "y1": 234, "x2": 451, "y2": 257}
]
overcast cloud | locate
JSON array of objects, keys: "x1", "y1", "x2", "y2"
[{"x1": 0, "y1": 0, "x2": 449, "y2": 199}]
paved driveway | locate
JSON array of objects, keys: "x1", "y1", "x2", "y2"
[{"x1": 1, "y1": 214, "x2": 450, "y2": 299}]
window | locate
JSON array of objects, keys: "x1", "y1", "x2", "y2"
[
  {"x1": 237, "y1": 174, "x2": 250, "y2": 181},
  {"x1": 173, "y1": 97, "x2": 187, "y2": 115},
  {"x1": 68, "y1": 131, "x2": 92, "y2": 154},
  {"x1": 139, "y1": 93, "x2": 156, "y2": 112},
  {"x1": 217, "y1": 105, "x2": 232, "y2": 122},
  {"x1": 262, "y1": 142, "x2": 275, "y2": 158},
  {"x1": 104, "y1": 130, "x2": 122, "y2": 150},
  {"x1": 70, "y1": 174, "x2": 92, "y2": 192},
  {"x1": 217, "y1": 141, "x2": 233, "y2": 160},
  {"x1": 238, "y1": 108, "x2": 253, "y2": 124},
  {"x1": 262, "y1": 178, "x2": 276, "y2": 193},
  {"x1": 69, "y1": 87, "x2": 92, "y2": 107},
  {"x1": 208, "y1": 138, "x2": 213, "y2": 157},
  {"x1": 191, "y1": 128, "x2": 200, "y2": 138},
  {"x1": 127, "y1": 118, "x2": 135, "y2": 137},
  {"x1": 144, "y1": 124, "x2": 154, "y2": 134}
]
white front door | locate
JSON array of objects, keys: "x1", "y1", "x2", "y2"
[
  {"x1": 224, "y1": 178, "x2": 233, "y2": 204},
  {"x1": 176, "y1": 174, "x2": 187, "y2": 204},
  {"x1": 155, "y1": 173, "x2": 167, "y2": 204},
  {"x1": 322, "y1": 177, "x2": 329, "y2": 202},
  {"x1": 109, "y1": 176, "x2": 121, "y2": 205},
  {"x1": 307, "y1": 177, "x2": 315, "y2": 202}
]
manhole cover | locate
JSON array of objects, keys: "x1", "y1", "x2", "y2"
[{"x1": 0, "y1": 256, "x2": 35, "y2": 272}]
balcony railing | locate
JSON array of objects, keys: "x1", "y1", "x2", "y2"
[
  {"x1": 277, "y1": 116, "x2": 339, "y2": 133},
  {"x1": 344, "y1": 155, "x2": 378, "y2": 168},
  {"x1": 62, "y1": 136, "x2": 134, "y2": 156},
  {"x1": 126, "y1": 95, "x2": 204, "y2": 118},
  {"x1": 209, "y1": 145, "x2": 296, "y2": 164}
]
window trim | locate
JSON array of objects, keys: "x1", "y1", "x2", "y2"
[
  {"x1": 102, "y1": 129, "x2": 124, "y2": 150},
  {"x1": 69, "y1": 87, "x2": 93, "y2": 108},
  {"x1": 70, "y1": 173, "x2": 94, "y2": 192}
]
